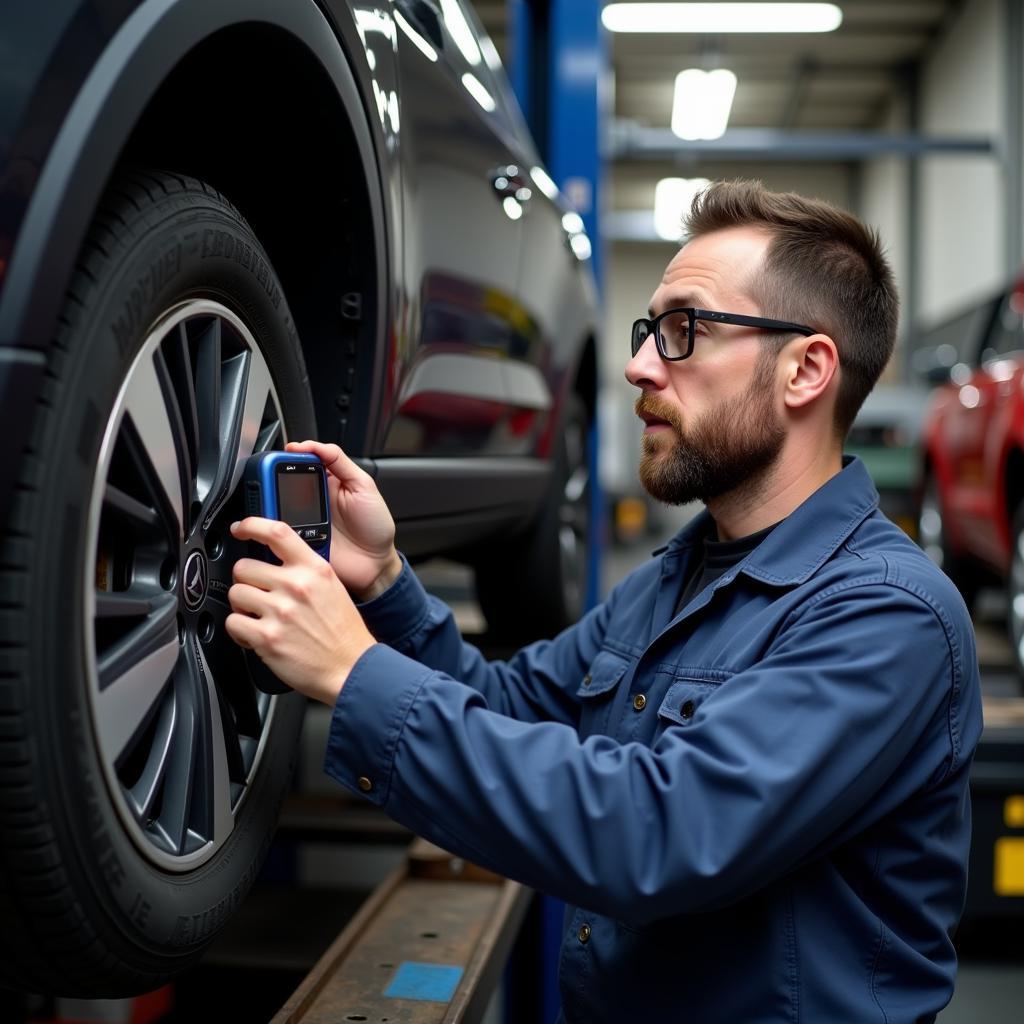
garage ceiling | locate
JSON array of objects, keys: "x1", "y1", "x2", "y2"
[{"x1": 474, "y1": 0, "x2": 964, "y2": 134}]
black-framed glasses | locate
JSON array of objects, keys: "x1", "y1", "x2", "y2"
[{"x1": 630, "y1": 307, "x2": 816, "y2": 361}]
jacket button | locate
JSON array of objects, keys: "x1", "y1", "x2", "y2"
[
  {"x1": 632, "y1": 693, "x2": 647, "y2": 711},
  {"x1": 680, "y1": 700, "x2": 695, "y2": 720},
  {"x1": 578, "y1": 923, "x2": 591, "y2": 944},
  {"x1": 582, "y1": 673, "x2": 592, "y2": 687},
  {"x1": 357, "y1": 776, "x2": 373, "y2": 792}
]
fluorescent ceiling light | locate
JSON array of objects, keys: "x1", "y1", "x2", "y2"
[
  {"x1": 672, "y1": 68, "x2": 736, "y2": 140},
  {"x1": 602, "y1": 3, "x2": 842, "y2": 33},
  {"x1": 654, "y1": 177, "x2": 710, "y2": 241}
]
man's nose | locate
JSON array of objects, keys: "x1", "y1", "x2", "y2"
[{"x1": 625, "y1": 335, "x2": 666, "y2": 390}]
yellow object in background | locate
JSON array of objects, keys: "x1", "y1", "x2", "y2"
[
  {"x1": 614, "y1": 497, "x2": 648, "y2": 544},
  {"x1": 994, "y1": 837, "x2": 1024, "y2": 895},
  {"x1": 1005, "y1": 795, "x2": 1024, "y2": 828}
]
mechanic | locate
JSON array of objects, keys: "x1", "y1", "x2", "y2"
[{"x1": 225, "y1": 180, "x2": 982, "y2": 1023}]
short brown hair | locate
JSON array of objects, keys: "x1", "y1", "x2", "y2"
[{"x1": 685, "y1": 180, "x2": 899, "y2": 438}]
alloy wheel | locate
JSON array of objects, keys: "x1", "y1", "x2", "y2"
[{"x1": 85, "y1": 299, "x2": 285, "y2": 871}]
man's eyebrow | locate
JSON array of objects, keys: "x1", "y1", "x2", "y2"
[{"x1": 647, "y1": 295, "x2": 701, "y2": 318}]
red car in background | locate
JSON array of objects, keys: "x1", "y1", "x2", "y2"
[{"x1": 917, "y1": 278, "x2": 1024, "y2": 675}]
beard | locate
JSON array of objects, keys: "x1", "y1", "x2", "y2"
[{"x1": 636, "y1": 353, "x2": 785, "y2": 506}]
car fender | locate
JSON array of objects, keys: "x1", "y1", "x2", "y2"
[
  {"x1": 0, "y1": 0, "x2": 388, "y2": 357},
  {"x1": 920, "y1": 386, "x2": 970, "y2": 553},
  {"x1": 0, "y1": 0, "x2": 389, "y2": 512}
]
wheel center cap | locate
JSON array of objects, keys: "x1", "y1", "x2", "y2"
[{"x1": 182, "y1": 550, "x2": 209, "y2": 611}]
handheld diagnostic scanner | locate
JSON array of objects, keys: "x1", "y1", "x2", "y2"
[{"x1": 242, "y1": 452, "x2": 330, "y2": 562}]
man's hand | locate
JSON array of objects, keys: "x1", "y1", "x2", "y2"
[
  {"x1": 285, "y1": 439, "x2": 402, "y2": 601},
  {"x1": 225, "y1": 517, "x2": 376, "y2": 705}
]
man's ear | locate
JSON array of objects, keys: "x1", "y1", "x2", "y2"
[{"x1": 782, "y1": 335, "x2": 839, "y2": 410}]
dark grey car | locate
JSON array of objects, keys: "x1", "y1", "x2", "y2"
[{"x1": 0, "y1": 0, "x2": 598, "y2": 996}]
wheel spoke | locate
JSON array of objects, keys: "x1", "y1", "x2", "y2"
[
  {"x1": 103, "y1": 482, "x2": 161, "y2": 533},
  {"x1": 95, "y1": 587, "x2": 164, "y2": 619},
  {"x1": 122, "y1": 350, "x2": 186, "y2": 538},
  {"x1": 202, "y1": 598, "x2": 262, "y2": 739},
  {"x1": 195, "y1": 317, "x2": 223, "y2": 502},
  {"x1": 160, "y1": 662, "x2": 201, "y2": 853},
  {"x1": 195, "y1": 338, "x2": 272, "y2": 529},
  {"x1": 127, "y1": 688, "x2": 177, "y2": 821},
  {"x1": 151, "y1": 347, "x2": 195, "y2": 508},
  {"x1": 254, "y1": 416, "x2": 283, "y2": 455},
  {"x1": 195, "y1": 642, "x2": 235, "y2": 845},
  {"x1": 163, "y1": 322, "x2": 201, "y2": 488},
  {"x1": 95, "y1": 611, "x2": 178, "y2": 764},
  {"x1": 230, "y1": 348, "x2": 274, "y2": 485},
  {"x1": 98, "y1": 594, "x2": 178, "y2": 690}
]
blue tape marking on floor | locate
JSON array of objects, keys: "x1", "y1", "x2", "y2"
[{"x1": 383, "y1": 961, "x2": 464, "y2": 1002}]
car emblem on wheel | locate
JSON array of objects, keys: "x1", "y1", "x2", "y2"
[{"x1": 183, "y1": 550, "x2": 208, "y2": 610}]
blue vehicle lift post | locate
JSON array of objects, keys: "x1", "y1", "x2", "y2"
[{"x1": 508, "y1": 2, "x2": 607, "y2": 1019}]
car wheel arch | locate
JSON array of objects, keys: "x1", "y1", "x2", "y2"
[{"x1": 1, "y1": 0, "x2": 391, "y2": 456}]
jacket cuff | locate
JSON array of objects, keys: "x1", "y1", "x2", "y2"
[
  {"x1": 323, "y1": 642, "x2": 432, "y2": 805},
  {"x1": 355, "y1": 554, "x2": 432, "y2": 646}
]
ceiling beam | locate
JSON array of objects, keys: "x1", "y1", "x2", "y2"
[{"x1": 608, "y1": 123, "x2": 996, "y2": 161}]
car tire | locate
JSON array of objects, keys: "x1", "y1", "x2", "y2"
[
  {"x1": 0, "y1": 170, "x2": 312, "y2": 996},
  {"x1": 918, "y1": 473, "x2": 982, "y2": 610},
  {"x1": 474, "y1": 394, "x2": 592, "y2": 642}
]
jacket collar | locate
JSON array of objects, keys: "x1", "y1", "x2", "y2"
[{"x1": 654, "y1": 456, "x2": 879, "y2": 587}]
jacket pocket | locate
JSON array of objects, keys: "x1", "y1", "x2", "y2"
[
  {"x1": 656, "y1": 679, "x2": 719, "y2": 728},
  {"x1": 576, "y1": 650, "x2": 630, "y2": 736}
]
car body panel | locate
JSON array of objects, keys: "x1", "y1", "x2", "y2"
[
  {"x1": 0, "y1": 0, "x2": 393, "y2": 510},
  {"x1": 0, "y1": 0, "x2": 598, "y2": 548},
  {"x1": 921, "y1": 281, "x2": 1024, "y2": 576}
]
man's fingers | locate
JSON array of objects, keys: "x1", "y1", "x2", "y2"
[
  {"x1": 224, "y1": 611, "x2": 260, "y2": 650},
  {"x1": 228, "y1": 582, "x2": 273, "y2": 617},
  {"x1": 232, "y1": 556, "x2": 285, "y2": 589},
  {"x1": 230, "y1": 517, "x2": 317, "y2": 564},
  {"x1": 285, "y1": 439, "x2": 373, "y2": 488}
]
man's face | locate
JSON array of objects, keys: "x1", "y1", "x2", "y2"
[{"x1": 625, "y1": 226, "x2": 787, "y2": 506}]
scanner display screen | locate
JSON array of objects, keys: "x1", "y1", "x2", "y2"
[{"x1": 275, "y1": 466, "x2": 325, "y2": 526}]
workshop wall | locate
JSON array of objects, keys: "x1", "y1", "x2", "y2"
[
  {"x1": 861, "y1": 0, "x2": 1005, "y2": 332},
  {"x1": 919, "y1": 0, "x2": 1004, "y2": 324}
]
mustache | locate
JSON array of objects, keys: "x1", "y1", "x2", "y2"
[{"x1": 634, "y1": 394, "x2": 683, "y2": 432}]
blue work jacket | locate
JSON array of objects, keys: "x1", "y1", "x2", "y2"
[{"x1": 325, "y1": 457, "x2": 982, "y2": 1023}]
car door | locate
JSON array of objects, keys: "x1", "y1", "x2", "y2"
[{"x1": 382, "y1": 0, "x2": 526, "y2": 457}]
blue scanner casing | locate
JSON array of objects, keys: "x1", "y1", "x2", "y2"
[{"x1": 241, "y1": 452, "x2": 330, "y2": 562}]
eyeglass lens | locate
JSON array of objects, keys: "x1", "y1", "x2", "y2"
[
  {"x1": 659, "y1": 311, "x2": 691, "y2": 358},
  {"x1": 632, "y1": 311, "x2": 693, "y2": 359}
]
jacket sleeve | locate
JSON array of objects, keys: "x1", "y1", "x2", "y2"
[
  {"x1": 327, "y1": 579, "x2": 978, "y2": 927},
  {"x1": 354, "y1": 554, "x2": 612, "y2": 726}
]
